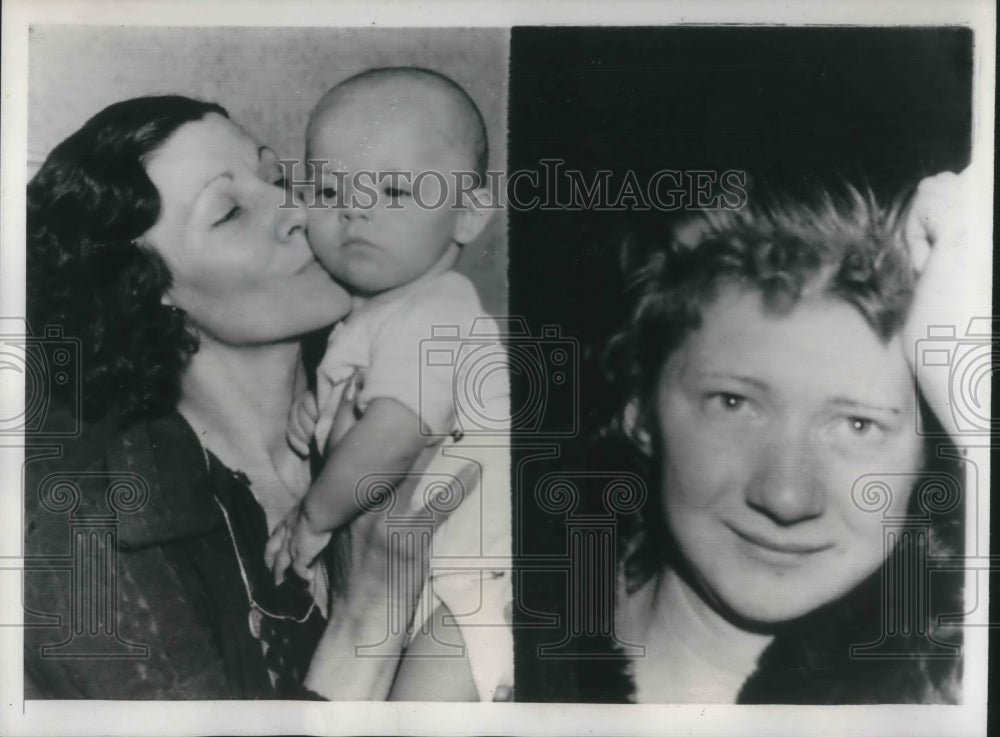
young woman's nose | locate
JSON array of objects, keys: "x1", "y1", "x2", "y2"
[
  {"x1": 744, "y1": 428, "x2": 826, "y2": 525},
  {"x1": 274, "y1": 186, "x2": 308, "y2": 242}
]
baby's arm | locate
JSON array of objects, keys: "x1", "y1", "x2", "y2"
[
  {"x1": 267, "y1": 397, "x2": 426, "y2": 581},
  {"x1": 302, "y1": 397, "x2": 427, "y2": 533}
]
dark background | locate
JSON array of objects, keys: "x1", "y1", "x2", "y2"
[{"x1": 507, "y1": 26, "x2": 975, "y2": 702}]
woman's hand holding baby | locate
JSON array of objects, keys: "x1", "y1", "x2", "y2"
[
  {"x1": 264, "y1": 501, "x2": 332, "y2": 584},
  {"x1": 287, "y1": 389, "x2": 320, "y2": 457}
]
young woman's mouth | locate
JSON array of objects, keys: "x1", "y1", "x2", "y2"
[{"x1": 726, "y1": 522, "x2": 834, "y2": 558}]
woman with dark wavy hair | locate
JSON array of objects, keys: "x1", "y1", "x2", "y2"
[
  {"x1": 583, "y1": 174, "x2": 977, "y2": 704},
  {"x1": 23, "y1": 96, "x2": 429, "y2": 699}
]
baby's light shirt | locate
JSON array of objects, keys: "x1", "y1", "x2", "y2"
[
  {"x1": 313, "y1": 269, "x2": 506, "y2": 454},
  {"x1": 311, "y1": 269, "x2": 514, "y2": 700}
]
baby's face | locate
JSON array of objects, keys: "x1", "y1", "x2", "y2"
[{"x1": 305, "y1": 94, "x2": 470, "y2": 296}]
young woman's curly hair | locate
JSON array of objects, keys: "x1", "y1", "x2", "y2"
[
  {"x1": 594, "y1": 180, "x2": 964, "y2": 703},
  {"x1": 602, "y1": 182, "x2": 915, "y2": 449},
  {"x1": 27, "y1": 95, "x2": 228, "y2": 424}
]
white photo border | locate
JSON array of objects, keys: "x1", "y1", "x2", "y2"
[{"x1": 1, "y1": 1, "x2": 993, "y2": 736}]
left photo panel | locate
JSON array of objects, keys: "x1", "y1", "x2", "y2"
[{"x1": 20, "y1": 26, "x2": 512, "y2": 702}]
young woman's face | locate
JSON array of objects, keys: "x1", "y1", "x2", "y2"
[
  {"x1": 142, "y1": 114, "x2": 350, "y2": 343},
  {"x1": 650, "y1": 284, "x2": 923, "y2": 625}
]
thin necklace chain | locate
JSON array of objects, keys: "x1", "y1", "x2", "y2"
[{"x1": 202, "y1": 444, "x2": 319, "y2": 623}]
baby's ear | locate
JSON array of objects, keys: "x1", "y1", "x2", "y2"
[{"x1": 452, "y1": 187, "x2": 496, "y2": 244}]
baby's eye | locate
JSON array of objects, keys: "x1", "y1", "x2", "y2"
[{"x1": 318, "y1": 186, "x2": 340, "y2": 204}]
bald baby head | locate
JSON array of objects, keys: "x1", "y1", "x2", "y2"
[{"x1": 307, "y1": 67, "x2": 488, "y2": 186}]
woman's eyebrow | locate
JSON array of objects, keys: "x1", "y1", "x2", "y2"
[
  {"x1": 188, "y1": 172, "x2": 235, "y2": 216},
  {"x1": 829, "y1": 397, "x2": 902, "y2": 416},
  {"x1": 698, "y1": 371, "x2": 769, "y2": 391},
  {"x1": 195, "y1": 172, "x2": 235, "y2": 197}
]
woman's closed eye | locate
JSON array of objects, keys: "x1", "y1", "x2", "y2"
[
  {"x1": 383, "y1": 186, "x2": 411, "y2": 198},
  {"x1": 212, "y1": 204, "x2": 242, "y2": 228}
]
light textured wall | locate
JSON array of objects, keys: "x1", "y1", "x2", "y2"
[{"x1": 28, "y1": 26, "x2": 508, "y2": 314}]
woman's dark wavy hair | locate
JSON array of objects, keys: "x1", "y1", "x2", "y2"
[
  {"x1": 28, "y1": 95, "x2": 228, "y2": 424},
  {"x1": 596, "y1": 180, "x2": 964, "y2": 704}
]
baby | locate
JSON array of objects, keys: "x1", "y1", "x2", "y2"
[{"x1": 265, "y1": 67, "x2": 511, "y2": 699}]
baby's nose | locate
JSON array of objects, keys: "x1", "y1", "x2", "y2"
[{"x1": 338, "y1": 204, "x2": 372, "y2": 223}]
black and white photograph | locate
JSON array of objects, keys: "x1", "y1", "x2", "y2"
[
  {"x1": 10, "y1": 18, "x2": 513, "y2": 706},
  {"x1": 0, "y1": 1, "x2": 993, "y2": 736},
  {"x1": 509, "y1": 23, "x2": 987, "y2": 707}
]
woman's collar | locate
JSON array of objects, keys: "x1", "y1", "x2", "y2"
[{"x1": 107, "y1": 412, "x2": 222, "y2": 550}]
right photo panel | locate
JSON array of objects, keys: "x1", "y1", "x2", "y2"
[{"x1": 509, "y1": 26, "x2": 983, "y2": 707}]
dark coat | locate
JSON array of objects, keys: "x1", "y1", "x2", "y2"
[{"x1": 23, "y1": 408, "x2": 325, "y2": 699}]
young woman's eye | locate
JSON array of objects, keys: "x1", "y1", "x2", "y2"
[
  {"x1": 830, "y1": 415, "x2": 887, "y2": 447},
  {"x1": 272, "y1": 176, "x2": 289, "y2": 189},
  {"x1": 846, "y1": 417, "x2": 876, "y2": 435},
  {"x1": 320, "y1": 186, "x2": 338, "y2": 199},
  {"x1": 384, "y1": 186, "x2": 410, "y2": 198},
  {"x1": 717, "y1": 393, "x2": 746, "y2": 411},
  {"x1": 212, "y1": 205, "x2": 241, "y2": 227},
  {"x1": 704, "y1": 392, "x2": 753, "y2": 418}
]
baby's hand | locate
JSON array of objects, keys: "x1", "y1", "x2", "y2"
[
  {"x1": 264, "y1": 504, "x2": 332, "y2": 584},
  {"x1": 287, "y1": 390, "x2": 320, "y2": 458}
]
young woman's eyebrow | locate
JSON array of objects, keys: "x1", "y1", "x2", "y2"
[
  {"x1": 696, "y1": 371, "x2": 769, "y2": 392},
  {"x1": 828, "y1": 397, "x2": 902, "y2": 416}
]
